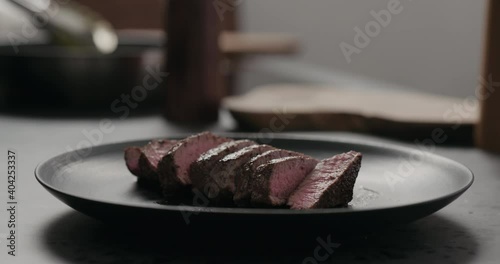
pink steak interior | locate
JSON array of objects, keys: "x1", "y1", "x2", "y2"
[
  {"x1": 269, "y1": 157, "x2": 318, "y2": 202},
  {"x1": 175, "y1": 138, "x2": 229, "y2": 184}
]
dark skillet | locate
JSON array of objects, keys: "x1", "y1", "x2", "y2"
[{"x1": 0, "y1": 33, "x2": 164, "y2": 109}]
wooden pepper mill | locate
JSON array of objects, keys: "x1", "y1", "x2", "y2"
[
  {"x1": 164, "y1": 0, "x2": 224, "y2": 124},
  {"x1": 476, "y1": 0, "x2": 500, "y2": 152}
]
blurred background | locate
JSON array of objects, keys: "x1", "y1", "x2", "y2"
[
  {"x1": 0, "y1": 0, "x2": 486, "y2": 97},
  {"x1": 0, "y1": 0, "x2": 488, "y2": 143},
  {"x1": 239, "y1": 0, "x2": 485, "y2": 98}
]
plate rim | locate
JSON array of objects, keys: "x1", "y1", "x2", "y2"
[{"x1": 35, "y1": 133, "x2": 474, "y2": 215}]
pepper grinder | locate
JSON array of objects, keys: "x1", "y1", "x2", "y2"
[{"x1": 164, "y1": 0, "x2": 223, "y2": 124}]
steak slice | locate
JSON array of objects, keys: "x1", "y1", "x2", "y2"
[
  {"x1": 233, "y1": 149, "x2": 304, "y2": 206},
  {"x1": 190, "y1": 139, "x2": 256, "y2": 198},
  {"x1": 124, "y1": 140, "x2": 177, "y2": 181},
  {"x1": 157, "y1": 132, "x2": 231, "y2": 198},
  {"x1": 250, "y1": 156, "x2": 318, "y2": 206},
  {"x1": 202, "y1": 144, "x2": 274, "y2": 205},
  {"x1": 288, "y1": 151, "x2": 362, "y2": 209},
  {"x1": 124, "y1": 146, "x2": 142, "y2": 176},
  {"x1": 138, "y1": 139, "x2": 178, "y2": 183}
]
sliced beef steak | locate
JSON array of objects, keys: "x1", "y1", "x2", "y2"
[
  {"x1": 157, "y1": 132, "x2": 231, "y2": 198},
  {"x1": 138, "y1": 139, "x2": 178, "y2": 183},
  {"x1": 233, "y1": 149, "x2": 304, "y2": 206},
  {"x1": 124, "y1": 140, "x2": 177, "y2": 182},
  {"x1": 288, "y1": 151, "x2": 362, "y2": 209},
  {"x1": 202, "y1": 144, "x2": 274, "y2": 205},
  {"x1": 124, "y1": 147, "x2": 142, "y2": 176},
  {"x1": 190, "y1": 140, "x2": 256, "y2": 198},
  {"x1": 250, "y1": 156, "x2": 318, "y2": 206}
]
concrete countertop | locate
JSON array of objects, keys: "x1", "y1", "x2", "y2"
[{"x1": 0, "y1": 112, "x2": 498, "y2": 264}]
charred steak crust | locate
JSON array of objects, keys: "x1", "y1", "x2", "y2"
[
  {"x1": 233, "y1": 149, "x2": 306, "y2": 206},
  {"x1": 157, "y1": 132, "x2": 231, "y2": 198},
  {"x1": 250, "y1": 156, "x2": 318, "y2": 206},
  {"x1": 137, "y1": 139, "x2": 178, "y2": 182},
  {"x1": 288, "y1": 151, "x2": 362, "y2": 209},
  {"x1": 157, "y1": 153, "x2": 184, "y2": 196},
  {"x1": 315, "y1": 152, "x2": 361, "y2": 208},
  {"x1": 247, "y1": 161, "x2": 275, "y2": 207},
  {"x1": 190, "y1": 140, "x2": 256, "y2": 197},
  {"x1": 203, "y1": 144, "x2": 274, "y2": 205},
  {"x1": 138, "y1": 155, "x2": 157, "y2": 181}
]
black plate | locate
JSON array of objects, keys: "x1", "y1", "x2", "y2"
[{"x1": 35, "y1": 134, "x2": 473, "y2": 235}]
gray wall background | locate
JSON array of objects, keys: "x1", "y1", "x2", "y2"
[{"x1": 240, "y1": 0, "x2": 487, "y2": 97}]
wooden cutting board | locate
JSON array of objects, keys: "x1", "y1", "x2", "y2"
[
  {"x1": 219, "y1": 32, "x2": 298, "y2": 55},
  {"x1": 224, "y1": 84, "x2": 478, "y2": 144}
]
